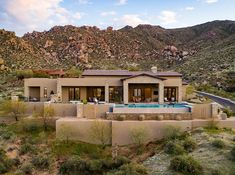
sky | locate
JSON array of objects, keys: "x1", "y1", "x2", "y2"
[{"x1": 0, "y1": 0, "x2": 234, "y2": 36}]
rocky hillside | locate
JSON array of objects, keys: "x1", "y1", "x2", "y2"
[{"x1": 0, "y1": 20, "x2": 234, "y2": 90}]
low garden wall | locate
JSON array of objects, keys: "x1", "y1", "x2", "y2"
[
  {"x1": 56, "y1": 118, "x2": 235, "y2": 146},
  {"x1": 106, "y1": 113, "x2": 192, "y2": 121},
  {"x1": 25, "y1": 102, "x2": 77, "y2": 117}
]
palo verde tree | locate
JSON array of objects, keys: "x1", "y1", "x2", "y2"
[
  {"x1": 89, "y1": 120, "x2": 111, "y2": 149},
  {"x1": 130, "y1": 126, "x2": 149, "y2": 153},
  {"x1": 0, "y1": 100, "x2": 27, "y2": 121},
  {"x1": 34, "y1": 105, "x2": 55, "y2": 131}
]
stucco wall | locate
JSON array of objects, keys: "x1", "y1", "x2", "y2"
[
  {"x1": 25, "y1": 102, "x2": 77, "y2": 117},
  {"x1": 56, "y1": 118, "x2": 112, "y2": 144},
  {"x1": 24, "y1": 78, "x2": 57, "y2": 100},
  {"x1": 191, "y1": 103, "x2": 216, "y2": 119},
  {"x1": 56, "y1": 118, "x2": 235, "y2": 146},
  {"x1": 77, "y1": 104, "x2": 111, "y2": 119},
  {"x1": 112, "y1": 120, "x2": 191, "y2": 145}
]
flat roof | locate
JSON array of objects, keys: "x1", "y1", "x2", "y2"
[{"x1": 82, "y1": 70, "x2": 182, "y2": 77}]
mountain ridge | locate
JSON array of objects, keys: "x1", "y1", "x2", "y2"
[{"x1": 0, "y1": 20, "x2": 234, "y2": 91}]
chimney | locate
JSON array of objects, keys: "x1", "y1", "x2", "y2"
[{"x1": 151, "y1": 66, "x2": 158, "y2": 73}]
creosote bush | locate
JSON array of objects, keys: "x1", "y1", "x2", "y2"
[
  {"x1": 111, "y1": 163, "x2": 148, "y2": 175},
  {"x1": 164, "y1": 125, "x2": 186, "y2": 140},
  {"x1": 164, "y1": 141, "x2": 185, "y2": 155},
  {"x1": 31, "y1": 155, "x2": 49, "y2": 169},
  {"x1": 20, "y1": 163, "x2": 33, "y2": 174},
  {"x1": 183, "y1": 137, "x2": 197, "y2": 152},
  {"x1": 170, "y1": 155, "x2": 202, "y2": 175},
  {"x1": 212, "y1": 139, "x2": 225, "y2": 149},
  {"x1": 19, "y1": 143, "x2": 34, "y2": 155}
]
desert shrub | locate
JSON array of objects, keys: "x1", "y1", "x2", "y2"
[
  {"x1": 164, "y1": 141, "x2": 185, "y2": 155},
  {"x1": 183, "y1": 137, "x2": 197, "y2": 152},
  {"x1": 0, "y1": 164, "x2": 7, "y2": 174},
  {"x1": 89, "y1": 120, "x2": 111, "y2": 149},
  {"x1": 20, "y1": 163, "x2": 33, "y2": 174},
  {"x1": 230, "y1": 146, "x2": 235, "y2": 161},
  {"x1": 87, "y1": 159, "x2": 103, "y2": 172},
  {"x1": 102, "y1": 156, "x2": 130, "y2": 169},
  {"x1": 20, "y1": 120, "x2": 43, "y2": 133},
  {"x1": 115, "y1": 163, "x2": 148, "y2": 175},
  {"x1": 222, "y1": 108, "x2": 233, "y2": 118},
  {"x1": 130, "y1": 126, "x2": 148, "y2": 146},
  {"x1": 170, "y1": 155, "x2": 202, "y2": 175},
  {"x1": 1, "y1": 130, "x2": 13, "y2": 140},
  {"x1": 0, "y1": 149, "x2": 14, "y2": 173},
  {"x1": 19, "y1": 143, "x2": 34, "y2": 155},
  {"x1": 212, "y1": 139, "x2": 225, "y2": 149},
  {"x1": 59, "y1": 156, "x2": 87, "y2": 174},
  {"x1": 31, "y1": 155, "x2": 49, "y2": 169},
  {"x1": 164, "y1": 125, "x2": 186, "y2": 140}
]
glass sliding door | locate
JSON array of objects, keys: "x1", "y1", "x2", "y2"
[
  {"x1": 68, "y1": 87, "x2": 80, "y2": 101},
  {"x1": 164, "y1": 87, "x2": 177, "y2": 102}
]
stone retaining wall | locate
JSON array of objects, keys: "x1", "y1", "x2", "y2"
[{"x1": 106, "y1": 112, "x2": 192, "y2": 121}]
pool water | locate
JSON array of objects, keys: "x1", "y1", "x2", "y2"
[{"x1": 114, "y1": 103, "x2": 190, "y2": 108}]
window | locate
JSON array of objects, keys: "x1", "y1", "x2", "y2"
[
  {"x1": 164, "y1": 87, "x2": 177, "y2": 101},
  {"x1": 69, "y1": 87, "x2": 80, "y2": 100},
  {"x1": 109, "y1": 87, "x2": 123, "y2": 103},
  {"x1": 133, "y1": 88, "x2": 141, "y2": 97},
  {"x1": 44, "y1": 87, "x2": 47, "y2": 98}
]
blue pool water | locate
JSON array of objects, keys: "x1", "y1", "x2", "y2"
[{"x1": 114, "y1": 103, "x2": 190, "y2": 108}]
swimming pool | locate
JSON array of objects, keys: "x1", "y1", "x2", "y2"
[
  {"x1": 114, "y1": 103, "x2": 190, "y2": 108},
  {"x1": 112, "y1": 103, "x2": 191, "y2": 113}
]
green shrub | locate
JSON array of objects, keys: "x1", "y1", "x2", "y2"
[
  {"x1": 19, "y1": 143, "x2": 34, "y2": 155},
  {"x1": 101, "y1": 156, "x2": 130, "y2": 170},
  {"x1": 170, "y1": 155, "x2": 202, "y2": 175},
  {"x1": 164, "y1": 125, "x2": 186, "y2": 140},
  {"x1": 212, "y1": 139, "x2": 225, "y2": 149},
  {"x1": 183, "y1": 137, "x2": 197, "y2": 152},
  {"x1": 20, "y1": 163, "x2": 33, "y2": 174},
  {"x1": 31, "y1": 155, "x2": 49, "y2": 169},
  {"x1": 164, "y1": 141, "x2": 185, "y2": 155},
  {"x1": 59, "y1": 156, "x2": 87, "y2": 175},
  {"x1": 115, "y1": 163, "x2": 148, "y2": 175},
  {"x1": 1, "y1": 131, "x2": 13, "y2": 140},
  {"x1": 230, "y1": 146, "x2": 235, "y2": 161},
  {"x1": 87, "y1": 159, "x2": 103, "y2": 172},
  {"x1": 21, "y1": 120, "x2": 42, "y2": 133},
  {"x1": 0, "y1": 164, "x2": 7, "y2": 174},
  {"x1": 223, "y1": 108, "x2": 233, "y2": 118},
  {"x1": 117, "y1": 115, "x2": 126, "y2": 121}
]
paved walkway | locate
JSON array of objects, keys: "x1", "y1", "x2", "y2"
[{"x1": 196, "y1": 91, "x2": 235, "y2": 112}]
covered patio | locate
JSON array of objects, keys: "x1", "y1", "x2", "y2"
[{"x1": 122, "y1": 73, "x2": 165, "y2": 104}]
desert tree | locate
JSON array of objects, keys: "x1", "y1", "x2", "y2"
[
  {"x1": 34, "y1": 105, "x2": 55, "y2": 131},
  {"x1": 89, "y1": 120, "x2": 111, "y2": 149},
  {"x1": 130, "y1": 126, "x2": 149, "y2": 153},
  {"x1": 57, "y1": 123, "x2": 73, "y2": 144},
  {"x1": 0, "y1": 100, "x2": 27, "y2": 121}
]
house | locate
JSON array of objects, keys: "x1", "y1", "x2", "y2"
[{"x1": 24, "y1": 67, "x2": 187, "y2": 104}]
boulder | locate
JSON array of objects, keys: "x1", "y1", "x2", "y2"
[
  {"x1": 0, "y1": 58, "x2": 4, "y2": 65},
  {"x1": 220, "y1": 113, "x2": 227, "y2": 120}
]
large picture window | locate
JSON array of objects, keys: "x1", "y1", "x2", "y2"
[
  {"x1": 109, "y1": 87, "x2": 123, "y2": 103},
  {"x1": 87, "y1": 87, "x2": 105, "y2": 101},
  {"x1": 69, "y1": 87, "x2": 80, "y2": 101}
]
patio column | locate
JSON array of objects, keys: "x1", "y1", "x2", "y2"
[
  {"x1": 158, "y1": 82, "x2": 164, "y2": 104},
  {"x1": 178, "y1": 85, "x2": 182, "y2": 102},
  {"x1": 123, "y1": 81, "x2": 128, "y2": 104},
  {"x1": 105, "y1": 82, "x2": 109, "y2": 103}
]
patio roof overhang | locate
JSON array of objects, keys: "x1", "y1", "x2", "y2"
[{"x1": 120, "y1": 73, "x2": 166, "y2": 81}]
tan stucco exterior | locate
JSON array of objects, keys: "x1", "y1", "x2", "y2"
[{"x1": 24, "y1": 70, "x2": 184, "y2": 103}]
